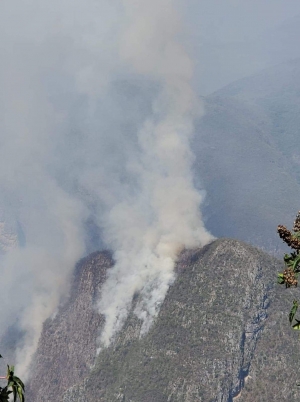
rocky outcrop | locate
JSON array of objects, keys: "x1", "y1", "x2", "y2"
[
  {"x1": 27, "y1": 239, "x2": 300, "y2": 401},
  {"x1": 238, "y1": 287, "x2": 300, "y2": 402},
  {"x1": 26, "y1": 251, "x2": 113, "y2": 402}
]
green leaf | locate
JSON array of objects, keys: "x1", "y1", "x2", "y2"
[
  {"x1": 277, "y1": 273, "x2": 285, "y2": 284},
  {"x1": 293, "y1": 255, "x2": 300, "y2": 271},
  {"x1": 3, "y1": 365, "x2": 25, "y2": 402},
  {"x1": 13, "y1": 385, "x2": 17, "y2": 402},
  {"x1": 17, "y1": 386, "x2": 24, "y2": 402},
  {"x1": 284, "y1": 253, "x2": 292, "y2": 261},
  {"x1": 292, "y1": 319, "x2": 300, "y2": 330},
  {"x1": 289, "y1": 300, "x2": 298, "y2": 324},
  {"x1": 284, "y1": 255, "x2": 294, "y2": 267}
]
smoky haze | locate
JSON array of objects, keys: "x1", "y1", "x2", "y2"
[
  {"x1": 0, "y1": 0, "x2": 212, "y2": 377},
  {"x1": 184, "y1": 0, "x2": 300, "y2": 94},
  {"x1": 97, "y1": 0, "x2": 213, "y2": 347},
  {"x1": 0, "y1": 0, "x2": 299, "y2": 379}
]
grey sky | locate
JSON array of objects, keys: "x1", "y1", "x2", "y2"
[
  {"x1": 185, "y1": 0, "x2": 300, "y2": 42},
  {"x1": 178, "y1": 1, "x2": 300, "y2": 94}
]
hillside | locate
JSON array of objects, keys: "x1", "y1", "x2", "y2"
[
  {"x1": 26, "y1": 251, "x2": 113, "y2": 401},
  {"x1": 192, "y1": 59, "x2": 300, "y2": 254},
  {"x1": 25, "y1": 238, "x2": 300, "y2": 401},
  {"x1": 211, "y1": 58, "x2": 300, "y2": 171}
]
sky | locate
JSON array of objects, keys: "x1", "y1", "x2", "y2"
[
  {"x1": 185, "y1": 0, "x2": 300, "y2": 42},
  {"x1": 182, "y1": 0, "x2": 300, "y2": 93}
]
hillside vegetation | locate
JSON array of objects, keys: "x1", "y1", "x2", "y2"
[{"x1": 24, "y1": 239, "x2": 300, "y2": 401}]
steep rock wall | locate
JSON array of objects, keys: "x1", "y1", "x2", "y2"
[
  {"x1": 27, "y1": 238, "x2": 300, "y2": 401},
  {"x1": 26, "y1": 251, "x2": 113, "y2": 401}
]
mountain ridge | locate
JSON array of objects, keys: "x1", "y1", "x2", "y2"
[{"x1": 25, "y1": 238, "x2": 300, "y2": 401}]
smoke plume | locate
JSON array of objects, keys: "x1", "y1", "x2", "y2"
[
  {"x1": 0, "y1": 0, "x2": 212, "y2": 377},
  {"x1": 97, "y1": 0, "x2": 213, "y2": 346}
]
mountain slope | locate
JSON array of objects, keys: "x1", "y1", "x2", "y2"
[
  {"x1": 64, "y1": 238, "x2": 278, "y2": 401},
  {"x1": 194, "y1": 98, "x2": 300, "y2": 254},
  {"x1": 26, "y1": 238, "x2": 300, "y2": 401},
  {"x1": 192, "y1": 60, "x2": 300, "y2": 254},
  {"x1": 26, "y1": 251, "x2": 113, "y2": 402},
  {"x1": 211, "y1": 58, "x2": 300, "y2": 170}
]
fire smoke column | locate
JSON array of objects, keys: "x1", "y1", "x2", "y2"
[{"x1": 98, "y1": 0, "x2": 213, "y2": 346}]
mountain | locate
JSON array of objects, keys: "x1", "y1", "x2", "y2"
[
  {"x1": 26, "y1": 238, "x2": 300, "y2": 401},
  {"x1": 192, "y1": 59, "x2": 300, "y2": 254},
  {"x1": 26, "y1": 250, "x2": 113, "y2": 401},
  {"x1": 211, "y1": 58, "x2": 300, "y2": 169}
]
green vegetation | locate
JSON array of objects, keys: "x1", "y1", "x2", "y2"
[
  {"x1": 277, "y1": 211, "x2": 300, "y2": 331},
  {"x1": 0, "y1": 356, "x2": 25, "y2": 402}
]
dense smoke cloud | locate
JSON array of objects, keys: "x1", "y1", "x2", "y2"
[
  {"x1": 0, "y1": 0, "x2": 213, "y2": 377},
  {"x1": 0, "y1": 0, "x2": 121, "y2": 378},
  {"x1": 97, "y1": 0, "x2": 213, "y2": 346}
]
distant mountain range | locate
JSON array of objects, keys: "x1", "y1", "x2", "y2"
[{"x1": 193, "y1": 58, "x2": 300, "y2": 255}]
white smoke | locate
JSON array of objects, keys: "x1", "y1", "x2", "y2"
[
  {"x1": 0, "y1": 0, "x2": 212, "y2": 378},
  {"x1": 0, "y1": 0, "x2": 118, "y2": 378},
  {"x1": 97, "y1": 0, "x2": 213, "y2": 346}
]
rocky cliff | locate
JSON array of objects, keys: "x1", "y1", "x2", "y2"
[
  {"x1": 27, "y1": 239, "x2": 300, "y2": 401},
  {"x1": 26, "y1": 250, "x2": 113, "y2": 401}
]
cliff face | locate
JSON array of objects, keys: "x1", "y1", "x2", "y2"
[
  {"x1": 27, "y1": 239, "x2": 300, "y2": 401},
  {"x1": 26, "y1": 251, "x2": 113, "y2": 402}
]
